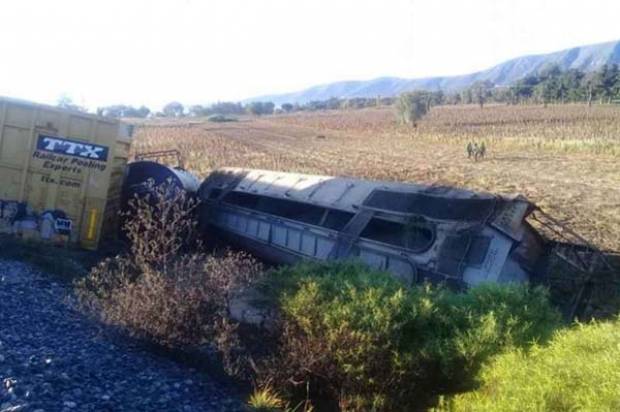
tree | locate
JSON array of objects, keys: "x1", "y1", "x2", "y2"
[
  {"x1": 460, "y1": 88, "x2": 473, "y2": 104},
  {"x1": 134, "y1": 106, "x2": 151, "y2": 118},
  {"x1": 512, "y1": 75, "x2": 539, "y2": 103},
  {"x1": 558, "y1": 69, "x2": 585, "y2": 102},
  {"x1": 262, "y1": 101, "x2": 275, "y2": 115},
  {"x1": 534, "y1": 64, "x2": 562, "y2": 106},
  {"x1": 612, "y1": 68, "x2": 620, "y2": 100},
  {"x1": 208, "y1": 101, "x2": 245, "y2": 115},
  {"x1": 163, "y1": 101, "x2": 184, "y2": 117},
  {"x1": 470, "y1": 81, "x2": 494, "y2": 109},
  {"x1": 247, "y1": 102, "x2": 264, "y2": 115},
  {"x1": 593, "y1": 64, "x2": 619, "y2": 103},
  {"x1": 491, "y1": 87, "x2": 514, "y2": 104},
  {"x1": 581, "y1": 72, "x2": 597, "y2": 107},
  {"x1": 325, "y1": 97, "x2": 341, "y2": 110},
  {"x1": 188, "y1": 105, "x2": 207, "y2": 117},
  {"x1": 246, "y1": 101, "x2": 275, "y2": 116},
  {"x1": 97, "y1": 105, "x2": 151, "y2": 118},
  {"x1": 446, "y1": 93, "x2": 462, "y2": 105},
  {"x1": 430, "y1": 90, "x2": 445, "y2": 106},
  {"x1": 281, "y1": 103, "x2": 294, "y2": 113},
  {"x1": 57, "y1": 95, "x2": 87, "y2": 112},
  {"x1": 396, "y1": 91, "x2": 432, "y2": 126}
]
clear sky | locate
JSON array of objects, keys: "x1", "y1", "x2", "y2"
[{"x1": 1, "y1": 0, "x2": 619, "y2": 110}]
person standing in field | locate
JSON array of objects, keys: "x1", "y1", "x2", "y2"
[
  {"x1": 467, "y1": 142, "x2": 473, "y2": 159},
  {"x1": 472, "y1": 142, "x2": 479, "y2": 161}
]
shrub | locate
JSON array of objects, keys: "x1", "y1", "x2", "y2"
[
  {"x1": 119, "y1": 179, "x2": 200, "y2": 270},
  {"x1": 248, "y1": 386, "x2": 314, "y2": 412},
  {"x1": 76, "y1": 181, "x2": 262, "y2": 374},
  {"x1": 208, "y1": 114, "x2": 238, "y2": 122},
  {"x1": 439, "y1": 318, "x2": 620, "y2": 411},
  {"x1": 427, "y1": 281, "x2": 562, "y2": 379},
  {"x1": 248, "y1": 387, "x2": 286, "y2": 412},
  {"x1": 247, "y1": 101, "x2": 275, "y2": 116},
  {"x1": 396, "y1": 90, "x2": 432, "y2": 126},
  {"x1": 78, "y1": 252, "x2": 260, "y2": 348},
  {"x1": 254, "y1": 261, "x2": 561, "y2": 411}
]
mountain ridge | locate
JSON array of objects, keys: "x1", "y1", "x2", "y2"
[{"x1": 247, "y1": 39, "x2": 620, "y2": 105}]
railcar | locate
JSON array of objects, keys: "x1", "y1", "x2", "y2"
[{"x1": 198, "y1": 168, "x2": 548, "y2": 287}]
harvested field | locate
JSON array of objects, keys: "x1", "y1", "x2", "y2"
[{"x1": 133, "y1": 104, "x2": 620, "y2": 252}]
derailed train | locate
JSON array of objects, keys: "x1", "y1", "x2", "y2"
[
  {"x1": 0, "y1": 97, "x2": 597, "y2": 292},
  {"x1": 196, "y1": 168, "x2": 548, "y2": 288}
]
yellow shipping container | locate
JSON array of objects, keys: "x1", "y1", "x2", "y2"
[{"x1": 0, "y1": 96, "x2": 131, "y2": 249}]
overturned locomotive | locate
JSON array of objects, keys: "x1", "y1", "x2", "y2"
[{"x1": 198, "y1": 168, "x2": 549, "y2": 288}]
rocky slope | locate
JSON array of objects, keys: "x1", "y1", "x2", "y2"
[{"x1": 0, "y1": 259, "x2": 243, "y2": 412}]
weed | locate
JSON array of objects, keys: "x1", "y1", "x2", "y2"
[
  {"x1": 437, "y1": 318, "x2": 620, "y2": 411},
  {"x1": 75, "y1": 182, "x2": 262, "y2": 374}
]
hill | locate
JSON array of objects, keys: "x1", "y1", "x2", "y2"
[{"x1": 249, "y1": 39, "x2": 620, "y2": 105}]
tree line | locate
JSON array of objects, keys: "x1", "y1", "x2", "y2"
[
  {"x1": 394, "y1": 64, "x2": 620, "y2": 126},
  {"x1": 91, "y1": 96, "x2": 396, "y2": 119},
  {"x1": 86, "y1": 63, "x2": 620, "y2": 119},
  {"x1": 456, "y1": 63, "x2": 620, "y2": 107}
]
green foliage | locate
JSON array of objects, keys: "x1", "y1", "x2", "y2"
[
  {"x1": 97, "y1": 104, "x2": 150, "y2": 118},
  {"x1": 207, "y1": 114, "x2": 237, "y2": 122},
  {"x1": 470, "y1": 80, "x2": 494, "y2": 108},
  {"x1": 163, "y1": 101, "x2": 184, "y2": 117},
  {"x1": 56, "y1": 94, "x2": 87, "y2": 112},
  {"x1": 248, "y1": 387, "x2": 286, "y2": 411},
  {"x1": 508, "y1": 63, "x2": 620, "y2": 105},
  {"x1": 281, "y1": 103, "x2": 294, "y2": 113},
  {"x1": 189, "y1": 102, "x2": 246, "y2": 117},
  {"x1": 396, "y1": 90, "x2": 432, "y2": 126},
  {"x1": 258, "y1": 261, "x2": 561, "y2": 411},
  {"x1": 247, "y1": 101, "x2": 275, "y2": 115},
  {"x1": 449, "y1": 63, "x2": 620, "y2": 106},
  {"x1": 439, "y1": 318, "x2": 620, "y2": 412},
  {"x1": 593, "y1": 64, "x2": 620, "y2": 103}
]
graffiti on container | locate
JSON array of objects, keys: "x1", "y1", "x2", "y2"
[
  {"x1": 0, "y1": 200, "x2": 20, "y2": 233},
  {"x1": 32, "y1": 134, "x2": 109, "y2": 174},
  {"x1": 0, "y1": 199, "x2": 72, "y2": 242}
]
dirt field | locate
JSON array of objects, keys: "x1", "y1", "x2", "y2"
[{"x1": 133, "y1": 104, "x2": 620, "y2": 252}]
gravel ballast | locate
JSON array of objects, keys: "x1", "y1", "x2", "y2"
[{"x1": 0, "y1": 259, "x2": 244, "y2": 412}]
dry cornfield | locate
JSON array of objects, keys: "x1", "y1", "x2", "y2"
[{"x1": 132, "y1": 104, "x2": 620, "y2": 252}]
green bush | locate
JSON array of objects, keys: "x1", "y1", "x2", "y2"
[
  {"x1": 437, "y1": 318, "x2": 620, "y2": 412},
  {"x1": 208, "y1": 114, "x2": 237, "y2": 122},
  {"x1": 396, "y1": 90, "x2": 432, "y2": 126},
  {"x1": 256, "y1": 261, "x2": 561, "y2": 411}
]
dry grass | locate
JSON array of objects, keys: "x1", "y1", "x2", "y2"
[
  {"x1": 76, "y1": 182, "x2": 262, "y2": 375},
  {"x1": 132, "y1": 104, "x2": 620, "y2": 251}
]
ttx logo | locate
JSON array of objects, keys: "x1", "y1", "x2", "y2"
[{"x1": 37, "y1": 135, "x2": 109, "y2": 161}]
